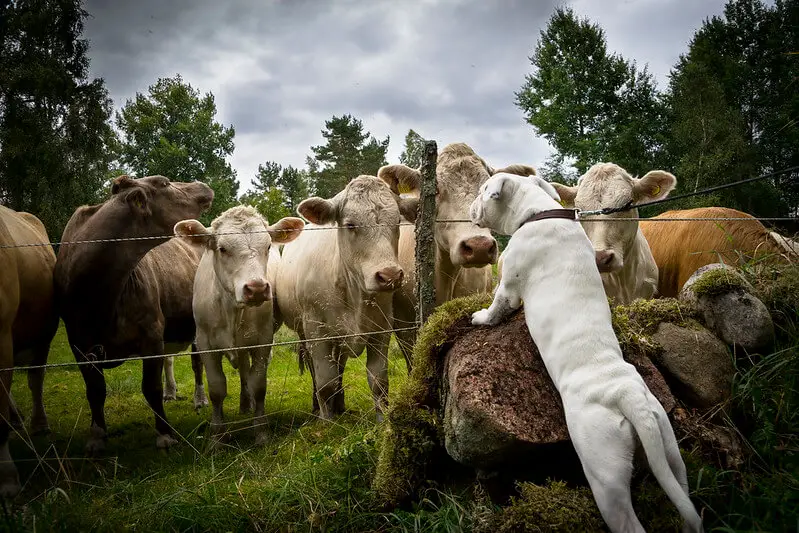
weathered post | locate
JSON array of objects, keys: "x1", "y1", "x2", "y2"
[{"x1": 415, "y1": 140, "x2": 438, "y2": 325}]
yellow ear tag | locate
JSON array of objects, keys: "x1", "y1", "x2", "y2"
[
  {"x1": 557, "y1": 199, "x2": 565, "y2": 207},
  {"x1": 134, "y1": 199, "x2": 143, "y2": 209},
  {"x1": 651, "y1": 185, "x2": 661, "y2": 196},
  {"x1": 398, "y1": 183, "x2": 412, "y2": 194}
]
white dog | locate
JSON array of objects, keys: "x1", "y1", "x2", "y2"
[{"x1": 469, "y1": 173, "x2": 703, "y2": 533}]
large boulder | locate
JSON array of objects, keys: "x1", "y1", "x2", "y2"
[
  {"x1": 443, "y1": 310, "x2": 675, "y2": 471},
  {"x1": 679, "y1": 263, "x2": 775, "y2": 355},
  {"x1": 650, "y1": 322, "x2": 734, "y2": 408}
]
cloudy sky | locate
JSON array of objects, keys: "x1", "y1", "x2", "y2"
[{"x1": 82, "y1": 0, "x2": 731, "y2": 193}]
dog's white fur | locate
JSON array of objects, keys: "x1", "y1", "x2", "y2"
[{"x1": 469, "y1": 173, "x2": 703, "y2": 533}]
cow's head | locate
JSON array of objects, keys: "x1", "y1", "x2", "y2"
[
  {"x1": 377, "y1": 142, "x2": 536, "y2": 269},
  {"x1": 111, "y1": 174, "x2": 214, "y2": 235},
  {"x1": 552, "y1": 163, "x2": 676, "y2": 273},
  {"x1": 297, "y1": 175, "x2": 419, "y2": 295},
  {"x1": 175, "y1": 206, "x2": 304, "y2": 306}
]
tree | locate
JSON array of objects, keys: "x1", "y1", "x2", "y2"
[
  {"x1": 115, "y1": 74, "x2": 239, "y2": 223},
  {"x1": 538, "y1": 152, "x2": 579, "y2": 185},
  {"x1": 399, "y1": 129, "x2": 427, "y2": 168},
  {"x1": 240, "y1": 187, "x2": 291, "y2": 224},
  {"x1": 515, "y1": 7, "x2": 666, "y2": 176},
  {"x1": 253, "y1": 162, "x2": 281, "y2": 191},
  {"x1": 308, "y1": 114, "x2": 389, "y2": 197},
  {"x1": 0, "y1": 0, "x2": 118, "y2": 238},
  {"x1": 276, "y1": 165, "x2": 309, "y2": 215}
]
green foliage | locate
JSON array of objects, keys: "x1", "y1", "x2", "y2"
[
  {"x1": 515, "y1": 7, "x2": 664, "y2": 175},
  {"x1": 115, "y1": 74, "x2": 239, "y2": 224},
  {"x1": 239, "y1": 187, "x2": 291, "y2": 224},
  {"x1": 307, "y1": 114, "x2": 389, "y2": 198},
  {"x1": 0, "y1": 0, "x2": 118, "y2": 239},
  {"x1": 399, "y1": 129, "x2": 427, "y2": 168},
  {"x1": 537, "y1": 152, "x2": 579, "y2": 186}
]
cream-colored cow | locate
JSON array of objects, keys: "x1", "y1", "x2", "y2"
[
  {"x1": 377, "y1": 142, "x2": 536, "y2": 371},
  {"x1": 552, "y1": 163, "x2": 677, "y2": 304},
  {"x1": 275, "y1": 175, "x2": 419, "y2": 421},
  {"x1": 175, "y1": 206, "x2": 304, "y2": 448}
]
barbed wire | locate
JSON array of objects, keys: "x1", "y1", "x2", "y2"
[{"x1": 2, "y1": 325, "x2": 420, "y2": 374}]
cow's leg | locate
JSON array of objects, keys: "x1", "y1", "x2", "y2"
[
  {"x1": 7, "y1": 391, "x2": 23, "y2": 430},
  {"x1": 202, "y1": 351, "x2": 229, "y2": 449},
  {"x1": 141, "y1": 355, "x2": 177, "y2": 450},
  {"x1": 394, "y1": 326, "x2": 416, "y2": 376},
  {"x1": 366, "y1": 332, "x2": 390, "y2": 423},
  {"x1": 237, "y1": 352, "x2": 253, "y2": 415},
  {"x1": 80, "y1": 361, "x2": 108, "y2": 455},
  {"x1": 331, "y1": 347, "x2": 347, "y2": 415},
  {"x1": 27, "y1": 366, "x2": 49, "y2": 435},
  {"x1": 249, "y1": 347, "x2": 270, "y2": 446},
  {"x1": 300, "y1": 342, "x2": 320, "y2": 415},
  {"x1": 162, "y1": 356, "x2": 177, "y2": 402},
  {"x1": 0, "y1": 332, "x2": 20, "y2": 499},
  {"x1": 190, "y1": 346, "x2": 208, "y2": 410},
  {"x1": 309, "y1": 339, "x2": 339, "y2": 421}
]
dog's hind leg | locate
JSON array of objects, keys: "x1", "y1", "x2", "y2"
[{"x1": 566, "y1": 407, "x2": 646, "y2": 533}]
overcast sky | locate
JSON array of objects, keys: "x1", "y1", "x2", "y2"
[{"x1": 82, "y1": 0, "x2": 731, "y2": 193}]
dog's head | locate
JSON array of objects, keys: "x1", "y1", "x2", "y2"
[{"x1": 470, "y1": 173, "x2": 563, "y2": 235}]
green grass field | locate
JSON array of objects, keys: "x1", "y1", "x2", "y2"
[{"x1": 4, "y1": 323, "x2": 427, "y2": 532}]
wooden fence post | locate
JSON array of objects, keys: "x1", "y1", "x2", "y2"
[{"x1": 415, "y1": 140, "x2": 437, "y2": 325}]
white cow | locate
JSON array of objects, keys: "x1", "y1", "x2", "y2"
[
  {"x1": 552, "y1": 163, "x2": 677, "y2": 305},
  {"x1": 377, "y1": 142, "x2": 537, "y2": 372},
  {"x1": 275, "y1": 174, "x2": 419, "y2": 421},
  {"x1": 175, "y1": 205, "x2": 305, "y2": 447}
]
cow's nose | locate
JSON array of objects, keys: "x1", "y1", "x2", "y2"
[
  {"x1": 243, "y1": 279, "x2": 269, "y2": 303},
  {"x1": 595, "y1": 250, "x2": 616, "y2": 272},
  {"x1": 375, "y1": 266, "x2": 404, "y2": 290},
  {"x1": 459, "y1": 236, "x2": 498, "y2": 265}
]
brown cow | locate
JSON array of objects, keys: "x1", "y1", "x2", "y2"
[
  {"x1": 53, "y1": 175, "x2": 213, "y2": 454},
  {"x1": 640, "y1": 206, "x2": 798, "y2": 297},
  {"x1": 0, "y1": 206, "x2": 59, "y2": 498}
]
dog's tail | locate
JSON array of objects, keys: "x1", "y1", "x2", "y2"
[{"x1": 619, "y1": 393, "x2": 704, "y2": 533}]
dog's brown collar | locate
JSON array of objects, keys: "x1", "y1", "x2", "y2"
[{"x1": 519, "y1": 208, "x2": 579, "y2": 228}]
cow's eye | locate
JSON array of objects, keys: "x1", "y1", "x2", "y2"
[
  {"x1": 218, "y1": 246, "x2": 227, "y2": 254},
  {"x1": 344, "y1": 222, "x2": 356, "y2": 230}
]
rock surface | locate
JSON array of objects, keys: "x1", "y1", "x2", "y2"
[
  {"x1": 679, "y1": 263, "x2": 775, "y2": 354},
  {"x1": 651, "y1": 322, "x2": 734, "y2": 408},
  {"x1": 443, "y1": 310, "x2": 676, "y2": 471}
]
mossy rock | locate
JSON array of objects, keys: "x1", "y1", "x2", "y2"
[
  {"x1": 373, "y1": 293, "x2": 493, "y2": 507},
  {"x1": 611, "y1": 297, "x2": 701, "y2": 361},
  {"x1": 744, "y1": 262, "x2": 799, "y2": 336},
  {"x1": 688, "y1": 265, "x2": 751, "y2": 298}
]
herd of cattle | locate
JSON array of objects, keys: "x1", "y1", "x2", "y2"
[{"x1": 0, "y1": 142, "x2": 796, "y2": 499}]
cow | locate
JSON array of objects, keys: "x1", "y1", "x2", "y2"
[
  {"x1": 639, "y1": 206, "x2": 799, "y2": 297},
  {"x1": 551, "y1": 163, "x2": 678, "y2": 305},
  {"x1": 53, "y1": 175, "x2": 214, "y2": 454},
  {"x1": 174, "y1": 206, "x2": 304, "y2": 448},
  {"x1": 274, "y1": 174, "x2": 419, "y2": 421},
  {"x1": 0, "y1": 206, "x2": 59, "y2": 498},
  {"x1": 377, "y1": 142, "x2": 537, "y2": 372}
]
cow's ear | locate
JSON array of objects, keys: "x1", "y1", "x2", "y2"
[
  {"x1": 111, "y1": 174, "x2": 134, "y2": 194},
  {"x1": 124, "y1": 188, "x2": 151, "y2": 215},
  {"x1": 298, "y1": 197, "x2": 336, "y2": 225},
  {"x1": 533, "y1": 176, "x2": 561, "y2": 202},
  {"x1": 378, "y1": 164, "x2": 421, "y2": 195},
  {"x1": 268, "y1": 217, "x2": 305, "y2": 244},
  {"x1": 551, "y1": 182, "x2": 577, "y2": 208},
  {"x1": 397, "y1": 196, "x2": 419, "y2": 223},
  {"x1": 491, "y1": 164, "x2": 537, "y2": 177},
  {"x1": 174, "y1": 219, "x2": 215, "y2": 249},
  {"x1": 633, "y1": 170, "x2": 677, "y2": 201}
]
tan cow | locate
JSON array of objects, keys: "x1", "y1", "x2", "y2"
[
  {"x1": 0, "y1": 206, "x2": 59, "y2": 498},
  {"x1": 552, "y1": 163, "x2": 678, "y2": 305},
  {"x1": 377, "y1": 142, "x2": 536, "y2": 371},
  {"x1": 275, "y1": 175, "x2": 419, "y2": 421},
  {"x1": 54, "y1": 175, "x2": 213, "y2": 454},
  {"x1": 175, "y1": 206, "x2": 304, "y2": 448},
  {"x1": 639, "y1": 206, "x2": 799, "y2": 297}
]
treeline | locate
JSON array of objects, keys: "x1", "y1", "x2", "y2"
[
  {"x1": 519, "y1": 1, "x2": 798, "y2": 218},
  {"x1": 1, "y1": 0, "x2": 796, "y2": 241}
]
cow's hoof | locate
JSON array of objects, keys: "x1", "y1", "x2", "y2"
[
  {"x1": 30, "y1": 421, "x2": 51, "y2": 436},
  {"x1": 375, "y1": 411, "x2": 385, "y2": 424},
  {"x1": 193, "y1": 394, "x2": 209, "y2": 410},
  {"x1": 85, "y1": 437, "x2": 106, "y2": 456},
  {"x1": 208, "y1": 433, "x2": 230, "y2": 452},
  {"x1": 0, "y1": 475, "x2": 21, "y2": 500},
  {"x1": 156, "y1": 434, "x2": 178, "y2": 449},
  {"x1": 255, "y1": 431, "x2": 269, "y2": 447},
  {"x1": 163, "y1": 391, "x2": 178, "y2": 402}
]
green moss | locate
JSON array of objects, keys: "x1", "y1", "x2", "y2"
[
  {"x1": 476, "y1": 480, "x2": 605, "y2": 533},
  {"x1": 691, "y1": 267, "x2": 749, "y2": 297},
  {"x1": 744, "y1": 262, "x2": 799, "y2": 337},
  {"x1": 373, "y1": 293, "x2": 493, "y2": 507},
  {"x1": 611, "y1": 297, "x2": 701, "y2": 360}
]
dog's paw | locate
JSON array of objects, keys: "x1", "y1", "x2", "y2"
[{"x1": 471, "y1": 309, "x2": 493, "y2": 326}]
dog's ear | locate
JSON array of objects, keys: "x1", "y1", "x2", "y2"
[
  {"x1": 533, "y1": 177, "x2": 561, "y2": 202},
  {"x1": 482, "y1": 174, "x2": 511, "y2": 201}
]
